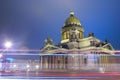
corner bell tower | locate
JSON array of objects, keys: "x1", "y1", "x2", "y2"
[{"x1": 61, "y1": 11, "x2": 84, "y2": 43}]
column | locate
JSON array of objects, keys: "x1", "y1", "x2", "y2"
[
  {"x1": 54, "y1": 56, "x2": 56, "y2": 69},
  {"x1": 62, "y1": 33, "x2": 64, "y2": 40},
  {"x1": 42, "y1": 56, "x2": 44, "y2": 69},
  {"x1": 69, "y1": 56, "x2": 72, "y2": 70},
  {"x1": 103, "y1": 54, "x2": 106, "y2": 72},
  {"x1": 65, "y1": 56, "x2": 68, "y2": 70},
  {"x1": 79, "y1": 33, "x2": 81, "y2": 39},
  {"x1": 74, "y1": 54, "x2": 78, "y2": 70},
  {"x1": 81, "y1": 55, "x2": 83, "y2": 67},
  {"x1": 78, "y1": 55, "x2": 80, "y2": 70},
  {"x1": 62, "y1": 55, "x2": 64, "y2": 70},
  {"x1": 66, "y1": 31, "x2": 68, "y2": 39},
  {"x1": 48, "y1": 55, "x2": 50, "y2": 69},
  {"x1": 40, "y1": 56, "x2": 42, "y2": 70},
  {"x1": 64, "y1": 32, "x2": 67, "y2": 39},
  {"x1": 46, "y1": 56, "x2": 48, "y2": 69},
  {"x1": 51, "y1": 55, "x2": 53, "y2": 70},
  {"x1": 63, "y1": 55, "x2": 66, "y2": 69},
  {"x1": 53, "y1": 55, "x2": 55, "y2": 70},
  {"x1": 104, "y1": 54, "x2": 107, "y2": 72},
  {"x1": 48, "y1": 56, "x2": 49, "y2": 69},
  {"x1": 50, "y1": 55, "x2": 52, "y2": 70}
]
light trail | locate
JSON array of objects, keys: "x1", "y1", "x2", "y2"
[
  {"x1": 0, "y1": 49, "x2": 120, "y2": 53},
  {"x1": 2, "y1": 53, "x2": 120, "y2": 56},
  {"x1": 1, "y1": 72, "x2": 120, "y2": 77},
  {"x1": 0, "y1": 76, "x2": 101, "y2": 80}
]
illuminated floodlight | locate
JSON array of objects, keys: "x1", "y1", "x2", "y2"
[
  {"x1": 99, "y1": 67, "x2": 105, "y2": 73},
  {"x1": 26, "y1": 64, "x2": 30, "y2": 68},
  {"x1": 4, "y1": 41, "x2": 12, "y2": 48},
  {"x1": 0, "y1": 54, "x2": 2, "y2": 58},
  {"x1": 35, "y1": 65, "x2": 39, "y2": 69},
  {"x1": 13, "y1": 64, "x2": 16, "y2": 68}
]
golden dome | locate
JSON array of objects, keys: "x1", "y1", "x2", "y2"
[{"x1": 64, "y1": 11, "x2": 81, "y2": 27}]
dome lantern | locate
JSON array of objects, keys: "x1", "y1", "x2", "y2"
[
  {"x1": 70, "y1": 11, "x2": 74, "y2": 16},
  {"x1": 64, "y1": 11, "x2": 81, "y2": 27}
]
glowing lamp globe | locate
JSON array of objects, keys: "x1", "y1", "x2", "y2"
[
  {"x1": 4, "y1": 41, "x2": 12, "y2": 48},
  {"x1": 0, "y1": 54, "x2": 2, "y2": 58}
]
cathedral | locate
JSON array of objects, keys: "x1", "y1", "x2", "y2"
[{"x1": 40, "y1": 11, "x2": 115, "y2": 72}]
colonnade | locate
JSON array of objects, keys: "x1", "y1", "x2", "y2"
[
  {"x1": 40, "y1": 53, "x2": 116, "y2": 71},
  {"x1": 62, "y1": 31, "x2": 84, "y2": 40}
]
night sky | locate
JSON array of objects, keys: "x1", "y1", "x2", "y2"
[{"x1": 0, "y1": 0, "x2": 120, "y2": 50}]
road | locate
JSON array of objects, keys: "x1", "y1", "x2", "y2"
[{"x1": 0, "y1": 71, "x2": 120, "y2": 80}]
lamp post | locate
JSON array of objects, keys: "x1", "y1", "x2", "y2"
[
  {"x1": 3, "y1": 41, "x2": 13, "y2": 72},
  {"x1": 35, "y1": 65, "x2": 39, "y2": 74},
  {"x1": 0, "y1": 54, "x2": 2, "y2": 58},
  {"x1": 0, "y1": 54, "x2": 3, "y2": 72},
  {"x1": 26, "y1": 64, "x2": 30, "y2": 75},
  {"x1": 26, "y1": 64, "x2": 30, "y2": 72}
]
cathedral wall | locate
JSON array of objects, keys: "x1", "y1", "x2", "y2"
[{"x1": 79, "y1": 39, "x2": 91, "y2": 48}]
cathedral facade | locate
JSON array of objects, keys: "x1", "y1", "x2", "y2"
[{"x1": 40, "y1": 11, "x2": 115, "y2": 72}]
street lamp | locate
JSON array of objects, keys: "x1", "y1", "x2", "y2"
[
  {"x1": 26, "y1": 64, "x2": 30, "y2": 73},
  {"x1": 35, "y1": 65, "x2": 39, "y2": 74},
  {"x1": 4, "y1": 41, "x2": 13, "y2": 49},
  {"x1": 26, "y1": 64, "x2": 30, "y2": 68},
  {"x1": 2, "y1": 41, "x2": 13, "y2": 72},
  {"x1": 99, "y1": 67, "x2": 105, "y2": 73},
  {"x1": 0, "y1": 54, "x2": 2, "y2": 58},
  {"x1": 0, "y1": 54, "x2": 3, "y2": 71},
  {"x1": 13, "y1": 64, "x2": 16, "y2": 68},
  {"x1": 35, "y1": 65, "x2": 39, "y2": 69}
]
